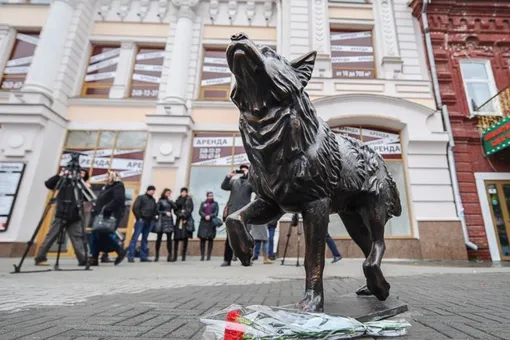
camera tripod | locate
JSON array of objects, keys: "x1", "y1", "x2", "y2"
[
  {"x1": 12, "y1": 155, "x2": 96, "y2": 274},
  {"x1": 280, "y1": 214, "x2": 303, "y2": 267}
]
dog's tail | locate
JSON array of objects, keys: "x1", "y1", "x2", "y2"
[{"x1": 386, "y1": 175, "x2": 402, "y2": 217}]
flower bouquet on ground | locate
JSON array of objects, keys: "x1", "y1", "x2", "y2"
[{"x1": 200, "y1": 304, "x2": 411, "y2": 339}]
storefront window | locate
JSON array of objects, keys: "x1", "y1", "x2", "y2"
[
  {"x1": 129, "y1": 47, "x2": 164, "y2": 99},
  {"x1": 328, "y1": 126, "x2": 411, "y2": 237},
  {"x1": 0, "y1": 33, "x2": 39, "y2": 91},
  {"x1": 61, "y1": 130, "x2": 147, "y2": 183},
  {"x1": 81, "y1": 45, "x2": 120, "y2": 97},
  {"x1": 199, "y1": 48, "x2": 232, "y2": 101},
  {"x1": 330, "y1": 29, "x2": 375, "y2": 79},
  {"x1": 188, "y1": 132, "x2": 249, "y2": 237}
]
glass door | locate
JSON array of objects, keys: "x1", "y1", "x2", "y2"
[{"x1": 486, "y1": 181, "x2": 510, "y2": 260}]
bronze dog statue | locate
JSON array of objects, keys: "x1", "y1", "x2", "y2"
[{"x1": 224, "y1": 33, "x2": 402, "y2": 312}]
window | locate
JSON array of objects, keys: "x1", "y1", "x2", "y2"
[
  {"x1": 330, "y1": 29, "x2": 375, "y2": 79},
  {"x1": 188, "y1": 132, "x2": 249, "y2": 237},
  {"x1": 61, "y1": 130, "x2": 147, "y2": 183},
  {"x1": 199, "y1": 48, "x2": 232, "y2": 101},
  {"x1": 81, "y1": 45, "x2": 120, "y2": 97},
  {"x1": 328, "y1": 126, "x2": 411, "y2": 237},
  {"x1": 460, "y1": 60, "x2": 499, "y2": 115},
  {"x1": 0, "y1": 33, "x2": 39, "y2": 91},
  {"x1": 130, "y1": 47, "x2": 164, "y2": 99}
]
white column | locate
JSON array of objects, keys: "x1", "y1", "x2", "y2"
[
  {"x1": 22, "y1": 0, "x2": 76, "y2": 100},
  {"x1": 163, "y1": 0, "x2": 201, "y2": 105},
  {"x1": 374, "y1": 0, "x2": 403, "y2": 78},
  {"x1": 0, "y1": 26, "x2": 15, "y2": 77},
  {"x1": 110, "y1": 41, "x2": 136, "y2": 99}
]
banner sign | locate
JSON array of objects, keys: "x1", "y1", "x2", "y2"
[
  {"x1": 204, "y1": 57, "x2": 229, "y2": 65},
  {"x1": 202, "y1": 65, "x2": 230, "y2": 74},
  {"x1": 330, "y1": 31, "x2": 371, "y2": 41},
  {"x1": 90, "y1": 48, "x2": 121, "y2": 64},
  {"x1": 331, "y1": 56, "x2": 374, "y2": 64},
  {"x1": 136, "y1": 50, "x2": 165, "y2": 61},
  {"x1": 6, "y1": 56, "x2": 33, "y2": 67},
  {"x1": 3, "y1": 66, "x2": 30, "y2": 75},
  {"x1": 331, "y1": 45, "x2": 373, "y2": 53},
  {"x1": 192, "y1": 134, "x2": 235, "y2": 165},
  {"x1": 85, "y1": 72, "x2": 116, "y2": 82},
  {"x1": 132, "y1": 73, "x2": 161, "y2": 84},
  {"x1": 482, "y1": 115, "x2": 510, "y2": 155},
  {"x1": 87, "y1": 57, "x2": 119, "y2": 73},
  {"x1": 335, "y1": 69, "x2": 373, "y2": 79},
  {"x1": 0, "y1": 163, "x2": 25, "y2": 232},
  {"x1": 16, "y1": 33, "x2": 39, "y2": 45},
  {"x1": 134, "y1": 64, "x2": 163, "y2": 72}
]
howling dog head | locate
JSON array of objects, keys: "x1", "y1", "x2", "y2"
[{"x1": 226, "y1": 33, "x2": 317, "y2": 111}]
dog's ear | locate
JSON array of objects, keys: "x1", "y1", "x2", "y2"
[{"x1": 290, "y1": 51, "x2": 317, "y2": 86}]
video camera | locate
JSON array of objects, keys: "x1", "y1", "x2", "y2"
[{"x1": 63, "y1": 150, "x2": 87, "y2": 174}]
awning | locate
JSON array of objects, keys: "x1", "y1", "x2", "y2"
[{"x1": 482, "y1": 116, "x2": 510, "y2": 156}]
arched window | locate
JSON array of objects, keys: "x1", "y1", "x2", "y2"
[{"x1": 329, "y1": 126, "x2": 412, "y2": 237}]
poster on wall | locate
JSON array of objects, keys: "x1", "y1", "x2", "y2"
[
  {"x1": 0, "y1": 163, "x2": 25, "y2": 232},
  {"x1": 232, "y1": 135, "x2": 250, "y2": 166},
  {"x1": 331, "y1": 127, "x2": 401, "y2": 157},
  {"x1": 191, "y1": 133, "x2": 236, "y2": 166},
  {"x1": 330, "y1": 30, "x2": 375, "y2": 79}
]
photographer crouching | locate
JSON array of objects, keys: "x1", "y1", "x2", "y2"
[{"x1": 34, "y1": 169, "x2": 89, "y2": 266}]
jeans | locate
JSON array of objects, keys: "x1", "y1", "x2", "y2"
[
  {"x1": 326, "y1": 233, "x2": 341, "y2": 258},
  {"x1": 128, "y1": 219, "x2": 152, "y2": 260},
  {"x1": 254, "y1": 225, "x2": 276, "y2": 258},
  {"x1": 254, "y1": 240, "x2": 268, "y2": 258}
]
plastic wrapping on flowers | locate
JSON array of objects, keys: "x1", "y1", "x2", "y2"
[{"x1": 200, "y1": 304, "x2": 411, "y2": 340}]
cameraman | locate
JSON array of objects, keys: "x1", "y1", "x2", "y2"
[
  {"x1": 220, "y1": 164, "x2": 252, "y2": 267},
  {"x1": 34, "y1": 169, "x2": 89, "y2": 266}
]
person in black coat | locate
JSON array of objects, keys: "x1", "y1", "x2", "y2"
[
  {"x1": 127, "y1": 185, "x2": 157, "y2": 262},
  {"x1": 197, "y1": 191, "x2": 219, "y2": 261},
  {"x1": 221, "y1": 164, "x2": 253, "y2": 267},
  {"x1": 153, "y1": 188, "x2": 177, "y2": 262},
  {"x1": 175, "y1": 187, "x2": 194, "y2": 261},
  {"x1": 35, "y1": 169, "x2": 90, "y2": 266},
  {"x1": 88, "y1": 171, "x2": 127, "y2": 266}
]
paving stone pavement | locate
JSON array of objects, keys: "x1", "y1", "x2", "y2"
[{"x1": 1, "y1": 258, "x2": 510, "y2": 339}]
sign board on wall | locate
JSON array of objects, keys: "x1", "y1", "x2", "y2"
[
  {"x1": 482, "y1": 116, "x2": 510, "y2": 156},
  {"x1": 331, "y1": 126, "x2": 402, "y2": 156},
  {"x1": 0, "y1": 163, "x2": 26, "y2": 232}
]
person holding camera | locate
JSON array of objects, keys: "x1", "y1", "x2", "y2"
[
  {"x1": 34, "y1": 169, "x2": 89, "y2": 266},
  {"x1": 220, "y1": 164, "x2": 252, "y2": 267},
  {"x1": 127, "y1": 185, "x2": 157, "y2": 262},
  {"x1": 88, "y1": 171, "x2": 127, "y2": 266}
]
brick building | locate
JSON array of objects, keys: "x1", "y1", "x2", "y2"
[{"x1": 412, "y1": 0, "x2": 510, "y2": 261}]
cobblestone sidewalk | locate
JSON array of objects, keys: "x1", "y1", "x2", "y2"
[{"x1": 1, "y1": 259, "x2": 509, "y2": 339}]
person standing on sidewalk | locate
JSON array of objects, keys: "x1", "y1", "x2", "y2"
[
  {"x1": 250, "y1": 223, "x2": 273, "y2": 264},
  {"x1": 253, "y1": 217, "x2": 278, "y2": 261},
  {"x1": 127, "y1": 185, "x2": 157, "y2": 263},
  {"x1": 175, "y1": 187, "x2": 194, "y2": 261},
  {"x1": 220, "y1": 164, "x2": 253, "y2": 267}
]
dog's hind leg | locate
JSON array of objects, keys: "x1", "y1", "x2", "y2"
[
  {"x1": 360, "y1": 206, "x2": 390, "y2": 301},
  {"x1": 296, "y1": 198, "x2": 330, "y2": 313},
  {"x1": 339, "y1": 212, "x2": 374, "y2": 296},
  {"x1": 226, "y1": 197, "x2": 282, "y2": 267}
]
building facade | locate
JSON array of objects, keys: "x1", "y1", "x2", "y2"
[
  {"x1": 0, "y1": 0, "x2": 467, "y2": 260},
  {"x1": 412, "y1": 0, "x2": 510, "y2": 261}
]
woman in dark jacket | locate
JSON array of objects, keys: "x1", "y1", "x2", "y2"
[
  {"x1": 175, "y1": 187, "x2": 194, "y2": 261},
  {"x1": 197, "y1": 191, "x2": 219, "y2": 261},
  {"x1": 154, "y1": 188, "x2": 177, "y2": 262},
  {"x1": 89, "y1": 171, "x2": 127, "y2": 266}
]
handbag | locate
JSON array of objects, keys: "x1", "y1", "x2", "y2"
[
  {"x1": 92, "y1": 209, "x2": 117, "y2": 234},
  {"x1": 152, "y1": 214, "x2": 163, "y2": 233},
  {"x1": 212, "y1": 217, "x2": 223, "y2": 228}
]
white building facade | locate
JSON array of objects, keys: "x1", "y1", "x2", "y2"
[{"x1": 0, "y1": 0, "x2": 468, "y2": 259}]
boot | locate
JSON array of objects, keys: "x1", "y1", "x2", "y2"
[
  {"x1": 154, "y1": 250, "x2": 159, "y2": 262},
  {"x1": 200, "y1": 240, "x2": 206, "y2": 261},
  {"x1": 206, "y1": 241, "x2": 213, "y2": 261},
  {"x1": 182, "y1": 239, "x2": 188, "y2": 261},
  {"x1": 172, "y1": 241, "x2": 179, "y2": 262},
  {"x1": 263, "y1": 253, "x2": 273, "y2": 264}
]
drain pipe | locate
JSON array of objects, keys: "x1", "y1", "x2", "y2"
[{"x1": 421, "y1": 0, "x2": 478, "y2": 250}]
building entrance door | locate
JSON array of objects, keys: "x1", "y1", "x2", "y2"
[
  {"x1": 485, "y1": 181, "x2": 510, "y2": 260},
  {"x1": 35, "y1": 182, "x2": 140, "y2": 259}
]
